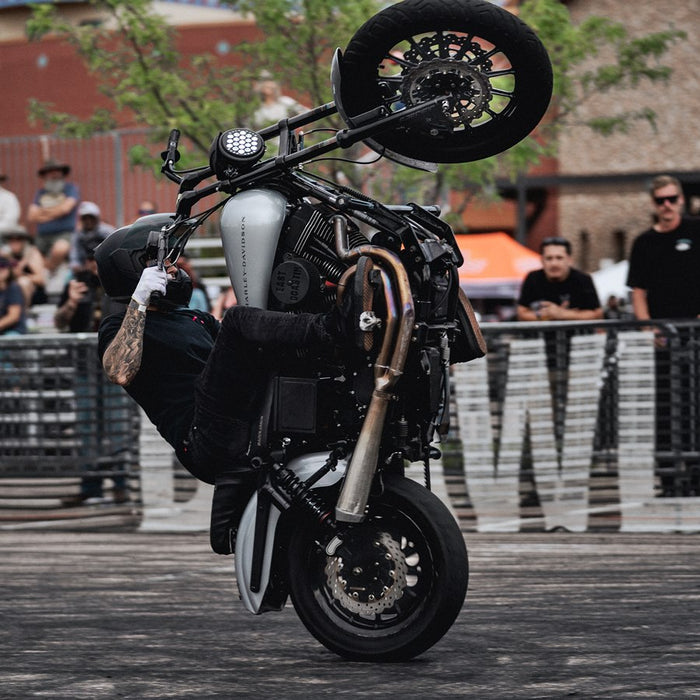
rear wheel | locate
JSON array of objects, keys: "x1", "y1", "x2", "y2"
[
  {"x1": 338, "y1": 0, "x2": 552, "y2": 163},
  {"x1": 288, "y1": 475, "x2": 468, "y2": 661}
]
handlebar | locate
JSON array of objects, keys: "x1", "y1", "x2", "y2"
[
  {"x1": 160, "y1": 129, "x2": 181, "y2": 184},
  {"x1": 162, "y1": 95, "x2": 448, "y2": 221}
]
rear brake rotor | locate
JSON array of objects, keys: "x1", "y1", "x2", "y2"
[{"x1": 324, "y1": 531, "x2": 408, "y2": 615}]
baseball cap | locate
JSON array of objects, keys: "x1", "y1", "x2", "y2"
[
  {"x1": 0, "y1": 225, "x2": 31, "y2": 241},
  {"x1": 78, "y1": 201, "x2": 101, "y2": 218},
  {"x1": 38, "y1": 159, "x2": 70, "y2": 177}
]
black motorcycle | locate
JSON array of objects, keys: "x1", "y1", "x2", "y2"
[{"x1": 144, "y1": 0, "x2": 551, "y2": 661}]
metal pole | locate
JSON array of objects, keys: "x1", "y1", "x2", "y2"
[
  {"x1": 114, "y1": 131, "x2": 124, "y2": 227},
  {"x1": 516, "y1": 174, "x2": 527, "y2": 244}
]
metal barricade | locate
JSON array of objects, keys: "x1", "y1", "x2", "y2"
[
  {"x1": 469, "y1": 318, "x2": 700, "y2": 499},
  {"x1": 1, "y1": 321, "x2": 699, "y2": 532},
  {"x1": 0, "y1": 333, "x2": 140, "y2": 481}
]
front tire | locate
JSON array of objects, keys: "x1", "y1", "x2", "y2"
[
  {"x1": 288, "y1": 475, "x2": 468, "y2": 661},
  {"x1": 339, "y1": 0, "x2": 552, "y2": 163}
]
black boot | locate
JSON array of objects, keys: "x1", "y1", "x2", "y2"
[{"x1": 210, "y1": 470, "x2": 257, "y2": 555}]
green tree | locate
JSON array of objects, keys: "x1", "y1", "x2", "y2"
[
  {"x1": 26, "y1": 0, "x2": 377, "y2": 173},
  {"x1": 520, "y1": 0, "x2": 683, "y2": 137},
  {"x1": 386, "y1": 0, "x2": 685, "y2": 226},
  {"x1": 26, "y1": 0, "x2": 684, "y2": 207}
]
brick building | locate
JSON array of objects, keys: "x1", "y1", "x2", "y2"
[
  {"x1": 1, "y1": 0, "x2": 699, "y2": 273},
  {"x1": 555, "y1": 0, "x2": 700, "y2": 268}
]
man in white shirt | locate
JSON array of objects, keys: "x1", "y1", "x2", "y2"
[{"x1": 0, "y1": 170, "x2": 21, "y2": 230}]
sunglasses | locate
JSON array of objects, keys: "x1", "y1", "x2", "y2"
[{"x1": 653, "y1": 194, "x2": 679, "y2": 205}]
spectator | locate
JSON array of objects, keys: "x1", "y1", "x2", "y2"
[
  {"x1": 603, "y1": 294, "x2": 631, "y2": 320},
  {"x1": 177, "y1": 256, "x2": 211, "y2": 313},
  {"x1": 56, "y1": 237, "x2": 129, "y2": 507},
  {"x1": 627, "y1": 174, "x2": 700, "y2": 320},
  {"x1": 212, "y1": 285, "x2": 237, "y2": 321},
  {"x1": 0, "y1": 225, "x2": 47, "y2": 307},
  {"x1": 0, "y1": 169, "x2": 21, "y2": 230},
  {"x1": 253, "y1": 75, "x2": 308, "y2": 128},
  {"x1": 517, "y1": 237, "x2": 603, "y2": 322},
  {"x1": 0, "y1": 255, "x2": 27, "y2": 335},
  {"x1": 136, "y1": 200, "x2": 157, "y2": 218},
  {"x1": 626, "y1": 174, "x2": 700, "y2": 495},
  {"x1": 55, "y1": 235, "x2": 121, "y2": 334},
  {"x1": 69, "y1": 201, "x2": 114, "y2": 271},
  {"x1": 26, "y1": 159, "x2": 79, "y2": 274},
  {"x1": 516, "y1": 237, "x2": 602, "y2": 444}
]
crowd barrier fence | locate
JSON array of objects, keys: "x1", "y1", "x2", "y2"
[{"x1": 1, "y1": 319, "x2": 698, "y2": 532}]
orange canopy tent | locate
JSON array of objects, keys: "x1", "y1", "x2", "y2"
[{"x1": 456, "y1": 232, "x2": 541, "y2": 298}]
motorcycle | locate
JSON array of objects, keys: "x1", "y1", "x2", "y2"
[{"x1": 145, "y1": 0, "x2": 552, "y2": 661}]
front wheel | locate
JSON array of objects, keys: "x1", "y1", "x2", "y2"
[
  {"x1": 338, "y1": 0, "x2": 552, "y2": 164},
  {"x1": 288, "y1": 475, "x2": 468, "y2": 661}
]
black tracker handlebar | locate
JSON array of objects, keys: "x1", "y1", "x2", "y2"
[
  {"x1": 153, "y1": 94, "x2": 467, "y2": 270},
  {"x1": 158, "y1": 96, "x2": 448, "y2": 220}
]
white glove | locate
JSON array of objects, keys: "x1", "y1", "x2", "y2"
[{"x1": 132, "y1": 265, "x2": 168, "y2": 306}]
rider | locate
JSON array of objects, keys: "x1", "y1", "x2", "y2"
[{"x1": 95, "y1": 218, "x2": 350, "y2": 554}]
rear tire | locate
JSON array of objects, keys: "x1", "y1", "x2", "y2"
[
  {"x1": 339, "y1": 0, "x2": 552, "y2": 163},
  {"x1": 288, "y1": 475, "x2": 468, "y2": 661}
]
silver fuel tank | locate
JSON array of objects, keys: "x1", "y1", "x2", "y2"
[{"x1": 219, "y1": 188, "x2": 288, "y2": 308}]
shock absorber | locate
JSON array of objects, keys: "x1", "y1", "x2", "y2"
[{"x1": 269, "y1": 462, "x2": 334, "y2": 527}]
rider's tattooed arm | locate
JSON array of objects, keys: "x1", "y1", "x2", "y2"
[{"x1": 102, "y1": 300, "x2": 147, "y2": 386}]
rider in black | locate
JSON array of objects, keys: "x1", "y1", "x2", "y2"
[{"x1": 95, "y1": 221, "x2": 349, "y2": 554}]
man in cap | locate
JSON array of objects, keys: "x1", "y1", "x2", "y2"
[
  {"x1": 26, "y1": 159, "x2": 79, "y2": 274},
  {"x1": 70, "y1": 201, "x2": 114, "y2": 271},
  {"x1": 55, "y1": 230, "x2": 120, "y2": 334},
  {"x1": 0, "y1": 169, "x2": 21, "y2": 230},
  {"x1": 0, "y1": 224, "x2": 47, "y2": 307}
]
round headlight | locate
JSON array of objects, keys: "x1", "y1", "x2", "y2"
[{"x1": 210, "y1": 128, "x2": 266, "y2": 178}]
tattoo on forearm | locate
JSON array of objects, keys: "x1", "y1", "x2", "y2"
[{"x1": 103, "y1": 306, "x2": 146, "y2": 386}]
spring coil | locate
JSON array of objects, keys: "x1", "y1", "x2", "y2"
[
  {"x1": 272, "y1": 464, "x2": 332, "y2": 523},
  {"x1": 301, "y1": 252, "x2": 347, "y2": 283}
]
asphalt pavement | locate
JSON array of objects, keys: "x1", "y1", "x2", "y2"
[{"x1": 1, "y1": 530, "x2": 699, "y2": 699}]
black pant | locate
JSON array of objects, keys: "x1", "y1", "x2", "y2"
[{"x1": 181, "y1": 306, "x2": 333, "y2": 483}]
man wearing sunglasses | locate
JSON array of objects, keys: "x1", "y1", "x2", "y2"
[
  {"x1": 627, "y1": 174, "x2": 700, "y2": 321},
  {"x1": 627, "y1": 175, "x2": 700, "y2": 496}
]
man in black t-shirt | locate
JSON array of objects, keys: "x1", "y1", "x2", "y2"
[
  {"x1": 517, "y1": 237, "x2": 602, "y2": 322},
  {"x1": 516, "y1": 237, "x2": 602, "y2": 451},
  {"x1": 627, "y1": 175, "x2": 700, "y2": 320},
  {"x1": 627, "y1": 175, "x2": 700, "y2": 495}
]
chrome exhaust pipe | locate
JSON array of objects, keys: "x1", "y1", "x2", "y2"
[{"x1": 332, "y1": 215, "x2": 415, "y2": 522}]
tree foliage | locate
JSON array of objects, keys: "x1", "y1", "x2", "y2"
[
  {"x1": 519, "y1": 0, "x2": 684, "y2": 135},
  {"x1": 26, "y1": 0, "x2": 258, "y2": 162},
  {"x1": 26, "y1": 0, "x2": 685, "y2": 211}
]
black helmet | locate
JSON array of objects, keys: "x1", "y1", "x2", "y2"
[{"x1": 95, "y1": 214, "x2": 192, "y2": 308}]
